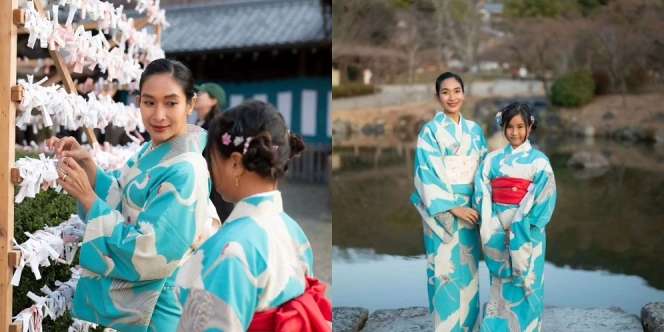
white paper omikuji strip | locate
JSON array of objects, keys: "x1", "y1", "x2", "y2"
[
  {"x1": 69, "y1": 319, "x2": 101, "y2": 332},
  {"x1": 21, "y1": 1, "x2": 146, "y2": 84},
  {"x1": 51, "y1": 0, "x2": 167, "y2": 61},
  {"x1": 132, "y1": 0, "x2": 169, "y2": 27},
  {"x1": 91, "y1": 141, "x2": 143, "y2": 171},
  {"x1": 16, "y1": 75, "x2": 144, "y2": 133},
  {"x1": 11, "y1": 267, "x2": 101, "y2": 332},
  {"x1": 14, "y1": 153, "x2": 61, "y2": 203},
  {"x1": 11, "y1": 215, "x2": 86, "y2": 286},
  {"x1": 13, "y1": 142, "x2": 143, "y2": 204}
]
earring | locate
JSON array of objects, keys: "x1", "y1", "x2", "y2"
[{"x1": 234, "y1": 176, "x2": 240, "y2": 187}]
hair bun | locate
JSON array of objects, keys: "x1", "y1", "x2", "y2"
[
  {"x1": 242, "y1": 132, "x2": 281, "y2": 178},
  {"x1": 288, "y1": 133, "x2": 305, "y2": 158}
]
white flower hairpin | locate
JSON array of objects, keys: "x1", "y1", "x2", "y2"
[{"x1": 495, "y1": 111, "x2": 503, "y2": 127}]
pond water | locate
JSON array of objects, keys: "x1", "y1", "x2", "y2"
[{"x1": 331, "y1": 134, "x2": 664, "y2": 315}]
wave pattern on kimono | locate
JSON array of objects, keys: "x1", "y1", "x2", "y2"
[
  {"x1": 174, "y1": 190, "x2": 315, "y2": 332},
  {"x1": 473, "y1": 140, "x2": 557, "y2": 332},
  {"x1": 72, "y1": 125, "x2": 214, "y2": 332},
  {"x1": 411, "y1": 112, "x2": 487, "y2": 332}
]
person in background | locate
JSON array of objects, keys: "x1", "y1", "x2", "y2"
[
  {"x1": 194, "y1": 82, "x2": 226, "y2": 130},
  {"x1": 195, "y1": 82, "x2": 235, "y2": 222}
]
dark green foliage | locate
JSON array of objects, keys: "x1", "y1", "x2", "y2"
[
  {"x1": 550, "y1": 70, "x2": 596, "y2": 107},
  {"x1": 332, "y1": 83, "x2": 380, "y2": 98},
  {"x1": 13, "y1": 186, "x2": 77, "y2": 330}
]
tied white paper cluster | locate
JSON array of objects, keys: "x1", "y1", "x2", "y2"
[
  {"x1": 11, "y1": 215, "x2": 86, "y2": 287},
  {"x1": 91, "y1": 141, "x2": 142, "y2": 171},
  {"x1": 14, "y1": 142, "x2": 142, "y2": 203},
  {"x1": 51, "y1": 0, "x2": 167, "y2": 65},
  {"x1": 133, "y1": 0, "x2": 168, "y2": 27},
  {"x1": 16, "y1": 75, "x2": 145, "y2": 133},
  {"x1": 21, "y1": 0, "x2": 165, "y2": 84},
  {"x1": 14, "y1": 153, "x2": 61, "y2": 204},
  {"x1": 12, "y1": 267, "x2": 100, "y2": 332}
]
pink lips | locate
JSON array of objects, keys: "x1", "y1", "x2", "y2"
[{"x1": 152, "y1": 125, "x2": 169, "y2": 132}]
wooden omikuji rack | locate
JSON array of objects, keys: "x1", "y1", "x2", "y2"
[{"x1": 1, "y1": 1, "x2": 161, "y2": 330}]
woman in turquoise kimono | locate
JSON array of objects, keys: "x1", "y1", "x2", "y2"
[
  {"x1": 473, "y1": 102, "x2": 557, "y2": 331},
  {"x1": 51, "y1": 58, "x2": 215, "y2": 332},
  {"x1": 411, "y1": 72, "x2": 488, "y2": 331},
  {"x1": 174, "y1": 100, "x2": 332, "y2": 331}
]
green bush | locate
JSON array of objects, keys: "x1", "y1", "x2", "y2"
[
  {"x1": 12, "y1": 189, "x2": 77, "y2": 331},
  {"x1": 550, "y1": 70, "x2": 596, "y2": 107},
  {"x1": 332, "y1": 83, "x2": 379, "y2": 98}
]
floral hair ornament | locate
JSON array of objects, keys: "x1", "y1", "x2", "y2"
[
  {"x1": 243, "y1": 137, "x2": 253, "y2": 154},
  {"x1": 221, "y1": 132, "x2": 232, "y2": 146},
  {"x1": 221, "y1": 132, "x2": 255, "y2": 154},
  {"x1": 495, "y1": 111, "x2": 503, "y2": 127}
]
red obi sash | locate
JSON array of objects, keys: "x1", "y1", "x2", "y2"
[
  {"x1": 248, "y1": 277, "x2": 332, "y2": 332},
  {"x1": 491, "y1": 177, "x2": 532, "y2": 205}
]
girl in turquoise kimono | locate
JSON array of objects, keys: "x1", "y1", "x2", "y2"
[
  {"x1": 411, "y1": 72, "x2": 488, "y2": 331},
  {"x1": 51, "y1": 59, "x2": 216, "y2": 332},
  {"x1": 174, "y1": 100, "x2": 332, "y2": 331},
  {"x1": 473, "y1": 102, "x2": 557, "y2": 331}
]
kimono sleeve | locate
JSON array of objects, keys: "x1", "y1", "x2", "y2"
[
  {"x1": 176, "y1": 239, "x2": 262, "y2": 331},
  {"x1": 77, "y1": 166, "x2": 123, "y2": 220},
  {"x1": 413, "y1": 125, "x2": 462, "y2": 217},
  {"x1": 524, "y1": 161, "x2": 557, "y2": 230},
  {"x1": 472, "y1": 155, "x2": 492, "y2": 219},
  {"x1": 474, "y1": 124, "x2": 489, "y2": 161},
  {"x1": 79, "y1": 160, "x2": 206, "y2": 281}
]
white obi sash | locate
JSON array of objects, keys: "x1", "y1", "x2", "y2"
[{"x1": 443, "y1": 155, "x2": 479, "y2": 185}]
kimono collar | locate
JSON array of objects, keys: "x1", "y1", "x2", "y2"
[
  {"x1": 439, "y1": 111, "x2": 465, "y2": 128},
  {"x1": 143, "y1": 124, "x2": 207, "y2": 158},
  {"x1": 225, "y1": 190, "x2": 284, "y2": 225},
  {"x1": 506, "y1": 140, "x2": 532, "y2": 155}
]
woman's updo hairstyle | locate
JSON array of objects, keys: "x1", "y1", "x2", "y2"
[
  {"x1": 138, "y1": 58, "x2": 196, "y2": 102},
  {"x1": 207, "y1": 100, "x2": 305, "y2": 180},
  {"x1": 497, "y1": 102, "x2": 537, "y2": 132}
]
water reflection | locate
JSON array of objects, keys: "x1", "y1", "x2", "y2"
[
  {"x1": 332, "y1": 247, "x2": 664, "y2": 315},
  {"x1": 332, "y1": 135, "x2": 664, "y2": 313}
]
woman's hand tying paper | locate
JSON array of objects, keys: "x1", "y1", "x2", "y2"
[
  {"x1": 57, "y1": 157, "x2": 96, "y2": 212},
  {"x1": 47, "y1": 136, "x2": 97, "y2": 186}
]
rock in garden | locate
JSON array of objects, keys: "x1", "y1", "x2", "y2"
[
  {"x1": 583, "y1": 125, "x2": 595, "y2": 137},
  {"x1": 333, "y1": 120, "x2": 352, "y2": 141},
  {"x1": 650, "y1": 112, "x2": 664, "y2": 123},
  {"x1": 333, "y1": 307, "x2": 369, "y2": 332},
  {"x1": 362, "y1": 307, "x2": 432, "y2": 332},
  {"x1": 542, "y1": 307, "x2": 642, "y2": 332},
  {"x1": 394, "y1": 115, "x2": 416, "y2": 141},
  {"x1": 361, "y1": 122, "x2": 385, "y2": 137},
  {"x1": 567, "y1": 151, "x2": 610, "y2": 169},
  {"x1": 655, "y1": 129, "x2": 664, "y2": 144},
  {"x1": 642, "y1": 302, "x2": 664, "y2": 332}
]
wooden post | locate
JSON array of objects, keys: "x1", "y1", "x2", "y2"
[{"x1": 1, "y1": 0, "x2": 19, "y2": 330}]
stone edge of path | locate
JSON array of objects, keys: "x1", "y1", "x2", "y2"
[{"x1": 333, "y1": 303, "x2": 664, "y2": 332}]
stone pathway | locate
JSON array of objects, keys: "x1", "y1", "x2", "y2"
[{"x1": 333, "y1": 304, "x2": 664, "y2": 331}]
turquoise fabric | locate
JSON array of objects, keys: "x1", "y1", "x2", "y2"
[
  {"x1": 411, "y1": 112, "x2": 488, "y2": 331},
  {"x1": 174, "y1": 191, "x2": 314, "y2": 331},
  {"x1": 72, "y1": 125, "x2": 212, "y2": 332},
  {"x1": 473, "y1": 140, "x2": 557, "y2": 331}
]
